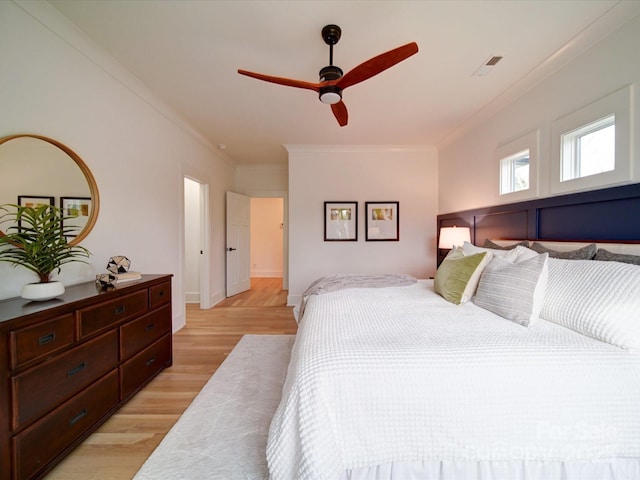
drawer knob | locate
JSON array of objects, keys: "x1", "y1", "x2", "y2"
[
  {"x1": 114, "y1": 305, "x2": 126, "y2": 315},
  {"x1": 145, "y1": 356, "x2": 156, "y2": 367},
  {"x1": 38, "y1": 332, "x2": 56, "y2": 345},
  {"x1": 158, "y1": 291, "x2": 165, "y2": 297},
  {"x1": 69, "y1": 408, "x2": 87, "y2": 426},
  {"x1": 68, "y1": 362, "x2": 86, "y2": 377},
  {"x1": 145, "y1": 323, "x2": 155, "y2": 332}
]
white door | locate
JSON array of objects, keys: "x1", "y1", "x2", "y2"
[{"x1": 226, "y1": 191, "x2": 251, "y2": 297}]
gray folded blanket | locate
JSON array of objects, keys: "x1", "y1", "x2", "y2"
[{"x1": 297, "y1": 273, "x2": 417, "y2": 321}]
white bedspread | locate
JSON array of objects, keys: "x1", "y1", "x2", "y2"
[{"x1": 267, "y1": 280, "x2": 640, "y2": 480}]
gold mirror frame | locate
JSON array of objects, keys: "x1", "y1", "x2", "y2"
[{"x1": 0, "y1": 134, "x2": 100, "y2": 245}]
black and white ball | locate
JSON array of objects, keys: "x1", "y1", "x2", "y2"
[
  {"x1": 107, "y1": 255, "x2": 131, "y2": 274},
  {"x1": 95, "y1": 273, "x2": 117, "y2": 288}
]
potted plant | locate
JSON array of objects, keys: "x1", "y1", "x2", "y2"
[{"x1": 0, "y1": 203, "x2": 90, "y2": 301}]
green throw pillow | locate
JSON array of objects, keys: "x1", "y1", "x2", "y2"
[{"x1": 434, "y1": 250, "x2": 488, "y2": 305}]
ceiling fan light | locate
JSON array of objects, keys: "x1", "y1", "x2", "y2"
[{"x1": 320, "y1": 91, "x2": 342, "y2": 104}]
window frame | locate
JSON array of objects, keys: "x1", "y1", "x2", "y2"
[
  {"x1": 551, "y1": 86, "x2": 631, "y2": 194},
  {"x1": 500, "y1": 148, "x2": 530, "y2": 195},
  {"x1": 561, "y1": 114, "x2": 615, "y2": 182},
  {"x1": 495, "y1": 130, "x2": 539, "y2": 202}
]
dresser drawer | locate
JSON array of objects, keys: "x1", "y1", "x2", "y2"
[
  {"x1": 12, "y1": 370, "x2": 118, "y2": 480},
  {"x1": 12, "y1": 330, "x2": 118, "y2": 431},
  {"x1": 120, "y1": 334, "x2": 171, "y2": 399},
  {"x1": 9, "y1": 314, "x2": 75, "y2": 370},
  {"x1": 149, "y1": 281, "x2": 171, "y2": 309},
  {"x1": 120, "y1": 304, "x2": 171, "y2": 360},
  {"x1": 78, "y1": 290, "x2": 148, "y2": 338}
]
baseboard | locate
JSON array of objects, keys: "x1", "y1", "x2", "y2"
[
  {"x1": 209, "y1": 289, "x2": 225, "y2": 308},
  {"x1": 250, "y1": 271, "x2": 283, "y2": 278},
  {"x1": 185, "y1": 291, "x2": 200, "y2": 304},
  {"x1": 172, "y1": 312, "x2": 186, "y2": 333}
]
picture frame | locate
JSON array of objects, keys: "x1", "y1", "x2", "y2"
[
  {"x1": 60, "y1": 196, "x2": 92, "y2": 237},
  {"x1": 16, "y1": 196, "x2": 55, "y2": 230},
  {"x1": 17, "y1": 195, "x2": 54, "y2": 209},
  {"x1": 324, "y1": 201, "x2": 358, "y2": 241},
  {"x1": 365, "y1": 201, "x2": 399, "y2": 241}
]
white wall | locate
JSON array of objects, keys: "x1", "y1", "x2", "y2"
[
  {"x1": 235, "y1": 164, "x2": 288, "y2": 193},
  {"x1": 287, "y1": 145, "x2": 438, "y2": 305},
  {"x1": 0, "y1": 1, "x2": 235, "y2": 331},
  {"x1": 439, "y1": 13, "x2": 640, "y2": 214},
  {"x1": 250, "y1": 197, "x2": 284, "y2": 277}
]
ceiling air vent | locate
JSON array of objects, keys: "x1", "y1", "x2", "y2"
[{"x1": 473, "y1": 55, "x2": 503, "y2": 77}]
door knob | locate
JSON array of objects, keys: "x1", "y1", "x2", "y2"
[{"x1": 227, "y1": 247, "x2": 237, "y2": 252}]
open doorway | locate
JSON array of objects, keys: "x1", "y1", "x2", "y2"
[
  {"x1": 250, "y1": 197, "x2": 284, "y2": 280},
  {"x1": 184, "y1": 177, "x2": 210, "y2": 309},
  {"x1": 218, "y1": 196, "x2": 286, "y2": 307}
]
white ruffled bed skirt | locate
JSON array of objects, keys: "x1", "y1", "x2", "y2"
[{"x1": 339, "y1": 458, "x2": 640, "y2": 480}]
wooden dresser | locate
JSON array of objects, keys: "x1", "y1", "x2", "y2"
[{"x1": 0, "y1": 274, "x2": 173, "y2": 480}]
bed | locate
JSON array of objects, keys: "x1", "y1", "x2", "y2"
[{"x1": 267, "y1": 240, "x2": 640, "y2": 480}]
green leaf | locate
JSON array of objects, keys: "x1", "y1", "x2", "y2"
[{"x1": 0, "y1": 204, "x2": 91, "y2": 283}]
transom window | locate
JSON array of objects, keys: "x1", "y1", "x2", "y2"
[
  {"x1": 500, "y1": 149, "x2": 530, "y2": 195},
  {"x1": 560, "y1": 114, "x2": 615, "y2": 182}
]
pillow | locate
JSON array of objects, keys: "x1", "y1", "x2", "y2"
[
  {"x1": 462, "y1": 241, "x2": 536, "y2": 261},
  {"x1": 594, "y1": 248, "x2": 640, "y2": 266},
  {"x1": 541, "y1": 258, "x2": 640, "y2": 350},
  {"x1": 529, "y1": 242, "x2": 596, "y2": 260},
  {"x1": 474, "y1": 253, "x2": 548, "y2": 327},
  {"x1": 434, "y1": 250, "x2": 490, "y2": 305},
  {"x1": 483, "y1": 239, "x2": 529, "y2": 250}
]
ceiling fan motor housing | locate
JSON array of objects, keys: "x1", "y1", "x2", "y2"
[
  {"x1": 319, "y1": 65, "x2": 343, "y2": 82},
  {"x1": 319, "y1": 65, "x2": 343, "y2": 104}
]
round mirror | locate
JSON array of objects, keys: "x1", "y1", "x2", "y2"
[{"x1": 0, "y1": 134, "x2": 100, "y2": 245}]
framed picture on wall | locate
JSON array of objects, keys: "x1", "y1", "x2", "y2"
[
  {"x1": 17, "y1": 195, "x2": 54, "y2": 209},
  {"x1": 365, "y1": 201, "x2": 399, "y2": 241},
  {"x1": 60, "y1": 196, "x2": 92, "y2": 237},
  {"x1": 16, "y1": 195, "x2": 55, "y2": 230},
  {"x1": 324, "y1": 201, "x2": 358, "y2": 241}
]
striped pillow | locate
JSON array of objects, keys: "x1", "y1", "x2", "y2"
[{"x1": 474, "y1": 253, "x2": 548, "y2": 326}]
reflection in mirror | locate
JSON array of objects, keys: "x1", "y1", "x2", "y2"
[{"x1": 0, "y1": 134, "x2": 99, "y2": 245}]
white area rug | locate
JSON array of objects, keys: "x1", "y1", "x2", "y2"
[{"x1": 133, "y1": 334, "x2": 295, "y2": 480}]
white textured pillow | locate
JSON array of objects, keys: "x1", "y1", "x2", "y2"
[
  {"x1": 541, "y1": 258, "x2": 640, "y2": 350},
  {"x1": 474, "y1": 253, "x2": 548, "y2": 326}
]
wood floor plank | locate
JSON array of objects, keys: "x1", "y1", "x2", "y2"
[{"x1": 44, "y1": 278, "x2": 297, "y2": 480}]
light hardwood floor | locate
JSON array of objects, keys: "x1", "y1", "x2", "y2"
[{"x1": 45, "y1": 277, "x2": 297, "y2": 480}]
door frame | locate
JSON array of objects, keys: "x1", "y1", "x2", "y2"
[
  {"x1": 183, "y1": 176, "x2": 212, "y2": 309},
  {"x1": 244, "y1": 190, "x2": 288, "y2": 290}
]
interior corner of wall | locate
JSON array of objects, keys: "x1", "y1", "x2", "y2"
[
  {"x1": 287, "y1": 294, "x2": 302, "y2": 307},
  {"x1": 172, "y1": 312, "x2": 186, "y2": 333}
]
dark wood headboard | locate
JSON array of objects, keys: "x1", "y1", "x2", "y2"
[{"x1": 436, "y1": 183, "x2": 640, "y2": 265}]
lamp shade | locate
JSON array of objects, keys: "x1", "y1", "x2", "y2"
[{"x1": 438, "y1": 226, "x2": 471, "y2": 249}]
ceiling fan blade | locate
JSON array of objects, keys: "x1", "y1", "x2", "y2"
[
  {"x1": 337, "y1": 42, "x2": 418, "y2": 90},
  {"x1": 331, "y1": 101, "x2": 348, "y2": 127},
  {"x1": 238, "y1": 69, "x2": 321, "y2": 92}
]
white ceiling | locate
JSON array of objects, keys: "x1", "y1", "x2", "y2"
[{"x1": 48, "y1": 0, "x2": 640, "y2": 165}]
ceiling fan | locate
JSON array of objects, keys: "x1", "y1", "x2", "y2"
[{"x1": 238, "y1": 25, "x2": 418, "y2": 127}]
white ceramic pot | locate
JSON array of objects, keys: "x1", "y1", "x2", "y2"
[{"x1": 21, "y1": 281, "x2": 66, "y2": 301}]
